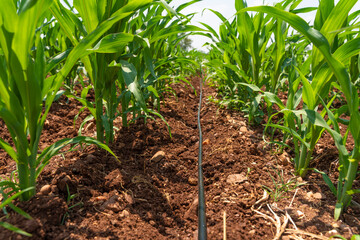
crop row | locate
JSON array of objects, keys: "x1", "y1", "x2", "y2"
[{"x1": 204, "y1": 0, "x2": 360, "y2": 222}]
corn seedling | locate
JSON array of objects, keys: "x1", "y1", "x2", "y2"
[
  {"x1": 52, "y1": 0, "x2": 203, "y2": 143},
  {"x1": 240, "y1": 0, "x2": 360, "y2": 220},
  {"x1": 0, "y1": 0, "x2": 119, "y2": 205}
]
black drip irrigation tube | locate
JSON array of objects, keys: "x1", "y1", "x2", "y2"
[{"x1": 197, "y1": 70, "x2": 207, "y2": 240}]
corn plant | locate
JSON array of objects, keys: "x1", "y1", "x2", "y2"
[
  {"x1": 202, "y1": 7, "x2": 274, "y2": 121},
  {"x1": 240, "y1": 0, "x2": 360, "y2": 219},
  {"x1": 203, "y1": 0, "x2": 305, "y2": 124},
  {"x1": 51, "y1": 0, "x2": 203, "y2": 143},
  {"x1": 0, "y1": 1, "x2": 123, "y2": 235}
]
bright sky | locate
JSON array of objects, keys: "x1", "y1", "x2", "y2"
[{"x1": 170, "y1": 0, "x2": 360, "y2": 51}]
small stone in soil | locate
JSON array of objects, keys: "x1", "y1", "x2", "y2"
[
  {"x1": 240, "y1": 126, "x2": 247, "y2": 134},
  {"x1": 39, "y1": 184, "x2": 52, "y2": 195},
  {"x1": 188, "y1": 176, "x2": 198, "y2": 185},
  {"x1": 226, "y1": 173, "x2": 247, "y2": 184},
  {"x1": 202, "y1": 139, "x2": 210, "y2": 145},
  {"x1": 120, "y1": 209, "x2": 130, "y2": 218},
  {"x1": 326, "y1": 229, "x2": 339, "y2": 237},
  {"x1": 313, "y1": 192, "x2": 326, "y2": 200},
  {"x1": 93, "y1": 196, "x2": 107, "y2": 202},
  {"x1": 150, "y1": 151, "x2": 165, "y2": 163}
]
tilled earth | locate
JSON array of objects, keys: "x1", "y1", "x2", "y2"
[{"x1": 0, "y1": 76, "x2": 359, "y2": 239}]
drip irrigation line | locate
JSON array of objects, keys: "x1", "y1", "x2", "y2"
[{"x1": 197, "y1": 69, "x2": 207, "y2": 240}]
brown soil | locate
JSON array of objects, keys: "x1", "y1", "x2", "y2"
[{"x1": 0, "y1": 76, "x2": 359, "y2": 239}]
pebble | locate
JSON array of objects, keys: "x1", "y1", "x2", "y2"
[
  {"x1": 188, "y1": 177, "x2": 198, "y2": 186},
  {"x1": 296, "y1": 210, "x2": 305, "y2": 218},
  {"x1": 150, "y1": 151, "x2": 165, "y2": 163},
  {"x1": 313, "y1": 192, "x2": 326, "y2": 200},
  {"x1": 306, "y1": 192, "x2": 313, "y2": 199},
  {"x1": 248, "y1": 230, "x2": 256, "y2": 235},
  {"x1": 332, "y1": 222, "x2": 340, "y2": 228},
  {"x1": 39, "y1": 184, "x2": 52, "y2": 195},
  {"x1": 227, "y1": 173, "x2": 247, "y2": 184},
  {"x1": 326, "y1": 229, "x2": 339, "y2": 237},
  {"x1": 93, "y1": 196, "x2": 107, "y2": 202},
  {"x1": 240, "y1": 126, "x2": 248, "y2": 134},
  {"x1": 120, "y1": 209, "x2": 130, "y2": 218},
  {"x1": 202, "y1": 139, "x2": 210, "y2": 145}
]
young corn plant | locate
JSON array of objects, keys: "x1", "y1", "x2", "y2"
[
  {"x1": 0, "y1": 0, "x2": 123, "y2": 204},
  {"x1": 0, "y1": 1, "x2": 122, "y2": 235},
  {"x1": 203, "y1": 0, "x2": 304, "y2": 124},
  {"x1": 51, "y1": 0, "x2": 156, "y2": 144},
  {"x1": 241, "y1": 0, "x2": 360, "y2": 219},
  {"x1": 52, "y1": 0, "x2": 203, "y2": 143}
]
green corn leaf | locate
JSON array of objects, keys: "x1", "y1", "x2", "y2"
[
  {"x1": 49, "y1": 0, "x2": 80, "y2": 45},
  {"x1": 291, "y1": 7, "x2": 317, "y2": 14},
  {"x1": 158, "y1": 0, "x2": 178, "y2": 17},
  {"x1": 74, "y1": 0, "x2": 99, "y2": 33},
  {"x1": 263, "y1": 92, "x2": 285, "y2": 110},
  {"x1": 120, "y1": 60, "x2": 147, "y2": 111},
  {"x1": 237, "y1": 82, "x2": 262, "y2": 92},
  {"x1": 7, "y1": 203, "x2": 32, "y2": 220},
  {"x1": 300, "y1": 109, "x2": 348, "y2": 157},
  {"x1": 46, "y1": 48, "x2": 72, "y2": 74},
  {"x1": 150, "y1": 25, "x2": 205, "y2": 43},
  {"x1": 148, "y1": 109, "x2": 171, "y2": 138},
  {"x1": 89, "y1": 33, "x2": 135, "y2": 53},
  {"x1": 0, "y1": 138, "x2": 18, "y2": 163},
  {"x1": 266, "y1": 123, "x2": 310, "y2": 149},
  {"x1": 0, "y1": 187, "x2": 34, "y2": 209},
  {"x1": 36, "y1": 136, "x2": 119, "y2": 178},
  {"x1": 313, "y1": 168, "x2": 337, "y2": 195},
  {"x1": 346, "y1": 189, "x2": 360, "y2": 195},
  {"x1": 78, "y1": 115, "x2": 94, "y2": 136},
  {"x1": 199, "y1": 22, "x2": 220, "y2": 41},
  {"x1": 176, "y1": 0, "x2": 201, "y2": 13},
  {"x1": 335, "y1": 202, "x2": 343, "y2": 220},
  {"x1": 296, "y1": 67, "x2": 315, "y2": 110},
  {"x1": 0, "y1": 222, "x2": 32, "y2": 237}
]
